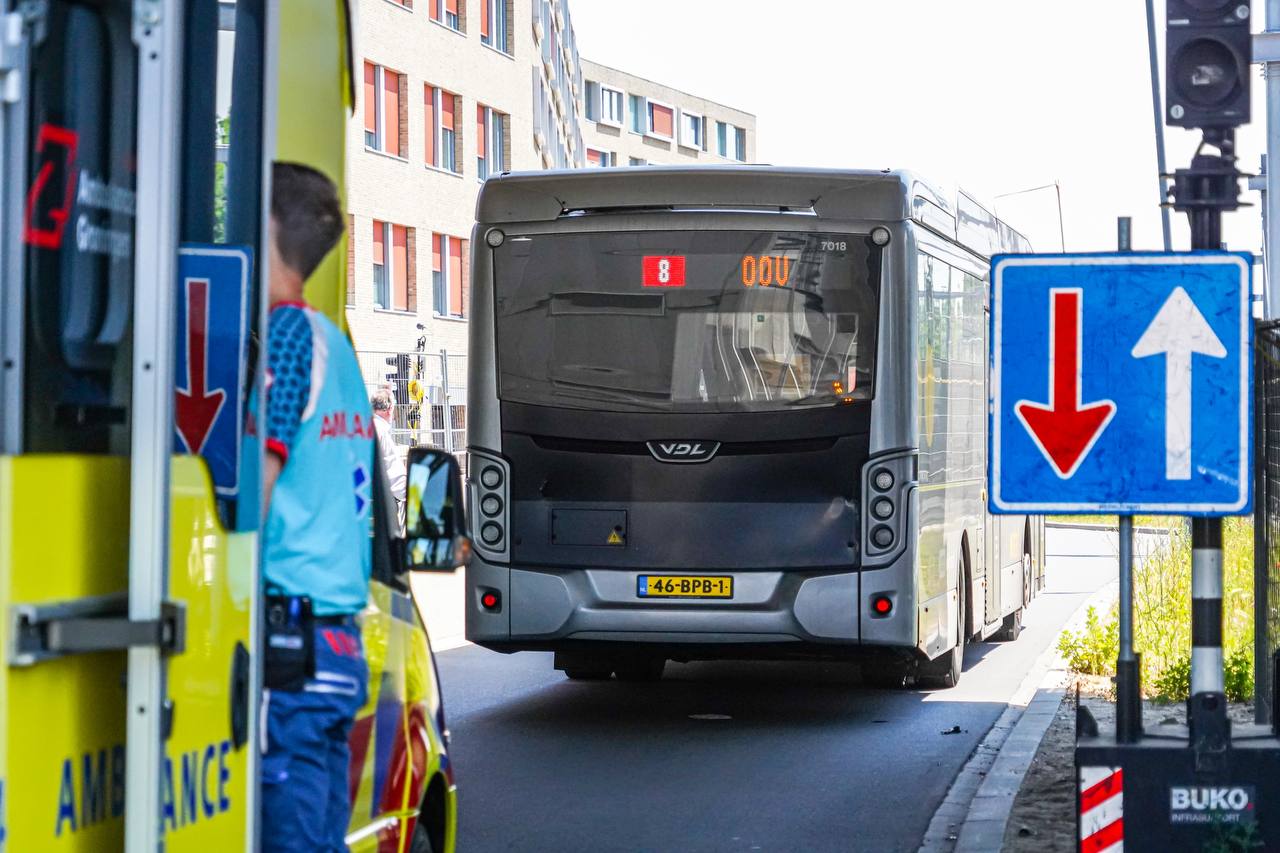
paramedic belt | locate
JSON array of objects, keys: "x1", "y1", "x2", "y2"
[{"x1": 264, "y1": 593, "x2": 314, "y2": 691}]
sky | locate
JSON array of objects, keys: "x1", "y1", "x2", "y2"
[{"x1": 567, "y1": 0, "x2": 1270, "y2": 259}]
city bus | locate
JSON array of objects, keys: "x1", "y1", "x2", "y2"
[{"x1": 464, "y1": 167, "x2": 1044, "y2": 687}]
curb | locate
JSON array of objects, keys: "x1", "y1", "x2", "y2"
[{"x1": 918, "y1": 580, "x2": 1119, "y2": 853}]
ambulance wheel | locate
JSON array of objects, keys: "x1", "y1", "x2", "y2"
[
  {"x1": 919, "y1": 583, "x2": 965, "y2": 689},
  {"x1": 614, "y1": 659, "x2": 666, "y2": 682},
  {"x1": 409, "y1": 821, "x2": 436, "y2": 853}
]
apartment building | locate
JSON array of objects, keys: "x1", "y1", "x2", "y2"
[
  {"x1": 344, "y1": 0, "x2": 757, "y2": 446},
  {"x1": 579, "y1": 59, "x2": 756, "y2": 168},
  {"x1": 346, "y1": 0, "x2": 585, "y2": 358}
]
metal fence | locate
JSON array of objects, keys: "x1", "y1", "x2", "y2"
[
  {"x1": 1254, "y1": 321, "x2": 1280, "y2": 724},
  {"x1": 355, "y1": 349, "x2": 469, "y2": 472}
]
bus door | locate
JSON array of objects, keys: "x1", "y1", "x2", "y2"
[{"x1": 0, "y1": 1, "x2": 258, "y2": 849}]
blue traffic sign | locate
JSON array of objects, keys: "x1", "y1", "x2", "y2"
[
  {"x1": 990, "y1": 252, "x2": 1251, "y2": 516},
  {"x1": 174, "y1": 245, "x2": 252, "y2": 498}
]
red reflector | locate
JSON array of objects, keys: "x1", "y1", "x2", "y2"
[
  {"x1": 481, "y1": 592, "x2": 499, "y2": 610},
  {"x1": 872, "y1": 596, "x2": 892, "y2": 615},
  {"x1": 642, "y1": 255, "x2": 686, "y2": 287}
]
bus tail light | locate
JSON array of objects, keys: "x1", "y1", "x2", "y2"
[
  {"x1": 871, "y1": 595, "x2": 893, "y2": 617},
  {"x1": 862, "y1": 453, "x2": 915, "y2": 567},
  {"x1": 480, "y1": 589, "x2": 501, "y2": 611},
  {"x1": 470, "y1": 450, "x2": 511, "y2": 561}
]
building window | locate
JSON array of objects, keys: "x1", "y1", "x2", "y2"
[
  {"x1": 363, "y1": 62, "x2": 404, "y2": 157},
  {"x1": 425, "y1": 84, "x2": 462, "y2": 174},
  {"x1": 477, "y1": 104, "x2": 509, "y2": 180},
  {"x1": 629, "y1": 157, "x2": 647, "y2": 166},
  {"x1": 372, "y1": 220, "x2": 413, "y2": 311},
  {"x1": 431, "y1": 0, "x2": 463, "y2": 31},
  {"x1": 646, "y1": 100, "x2": 674, "y2": 140},
  {"x1": 481, "y1": 0, "x2": 511, "y2": 53},
  {"x1": 432, "y1": 233, "x2": 466, "y2": 318},
  {"x1": 628, "y1": 94, "x2": 646, "y2": 134},
  {"x1": 586, "y1": 148, "x2": 615, "y2": 167},
  {"x1": 585, "y1": 81, "x2": 622, "y2": 125},
  {"x1": 717, "y1": 121, "x2": 746, "y2": 161},
  {"x1": 679, "y1": 111, "x2": 704, "y2": 150}
]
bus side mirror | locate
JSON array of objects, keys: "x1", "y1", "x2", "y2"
[{"x1": 405, "y1": 447, "x2": 472, "y2": 573}]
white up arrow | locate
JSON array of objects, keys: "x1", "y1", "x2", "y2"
[{"x1": 1130, "y1": 287, "x2": 1226, "y2": 480}]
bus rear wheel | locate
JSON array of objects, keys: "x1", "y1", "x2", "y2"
[
  {"x1": 614, "y1": 659, "x2": 666, "y2": 682},
  {"x1": 995, "y1": 554, "x2": 1031, "y2": 642}
]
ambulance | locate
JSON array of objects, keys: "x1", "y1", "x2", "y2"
[{"x1": 0, "y1": 1, "x2": 462, "y2": 850}]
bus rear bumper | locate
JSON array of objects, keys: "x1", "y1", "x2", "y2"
[{"x1": 465, "y1": 555, "x2": 919, "y2": 654}]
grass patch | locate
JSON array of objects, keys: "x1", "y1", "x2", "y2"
[
  {"x1": 1047, "y1": 514, "x2": 1182, "y2": 529},
  {"x1": 1056, "y1": 516, "x2": 1254, "y2": 703}
]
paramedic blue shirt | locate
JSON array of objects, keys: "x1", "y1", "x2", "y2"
[{"x1": 246, "y1": 302, "x2": 373, "y2": 616}]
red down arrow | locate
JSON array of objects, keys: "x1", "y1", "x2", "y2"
[
  {"x1": 175, "y1": 278, "x2": 227, "y2": 455},
  {"x1": 1014, "y1": 288, "x2": 1116, "y2": 479}
]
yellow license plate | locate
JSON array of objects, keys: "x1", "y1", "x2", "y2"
[{"x1": 637, "y1": 575, "x2": 733, "y2": 598}]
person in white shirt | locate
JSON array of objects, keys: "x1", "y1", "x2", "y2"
[{"x1": 370, "y1": 388, "x2": 406, "y2": 530}]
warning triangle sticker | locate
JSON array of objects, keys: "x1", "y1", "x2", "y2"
[{"x1": 607, "y1": 531, "x2": 624, "y2": 545}]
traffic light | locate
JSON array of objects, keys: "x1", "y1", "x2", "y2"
[{"x1": 1166, "y1": 0, "x2": 1252, "y2": 129}]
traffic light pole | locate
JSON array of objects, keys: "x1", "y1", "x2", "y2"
[{"x1": 1172, "y1": 127, "x2": 1237, "y2": 770}]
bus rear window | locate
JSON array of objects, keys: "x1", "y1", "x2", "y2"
[{"x1": 494, "y1": 230, "x2": 880, "y2": 414}]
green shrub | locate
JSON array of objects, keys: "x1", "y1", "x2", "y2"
[
  {"x1": 1225, "y1": 646, "x2": 1254, "y2": 703},
  {"x1": 1057, "y1": 606, "x2": 1118, "y2": 675},
  {"x1": 1153, "y1": 655, "x2": 1189, "y2": 703},
  {"x1": 1057, "y1": 517, "x2": 1255, "y2": 702}
]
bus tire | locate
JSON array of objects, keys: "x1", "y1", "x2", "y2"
[
  {"x1": 614, "y1": 659, "x2": 666, "y2": 682},
  {"x1": 995, "y1": 554, "x2": 1031, "y2": 642},
  {"x1": 919, "y1": 581, "x2": 965, "y2": 689},
  {"x1": 862, "y1": 662, "x2": 906, "y2": 689}
]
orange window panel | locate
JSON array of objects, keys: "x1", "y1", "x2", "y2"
[
  {"x1": 392, "y1": 225, "x2": 409, "y2": 310},
  {"x1": 432, "y1": 233, "x2": 442, "y2": 272},
  {"x1": 363, "y1": 62, "x2": 377, "y2": 133},
  {"x1": 476, "y1": 106, "x2": 487, "y2": 158},
  {"x1": 448, "y1": 236, "x2": 463, "y2": 315},
  {"x1": 481, "y1": 0, "x2": 490, "y2": 38},
  {"x1": 440, "y1": 90, "x2": 455, "y2": 132},
  {"x1": 651, "y1": 104, "x2": 673, "y2": 138},
  {"x1": 424, "y1": 85, "x2": 436, "y2": 165},
  {"x1": 383, "y1": 70, "x2": 401, "y2": 156},
  {"x1": 372, "y1": 220, "x2": 386, "y2": 265},
  {"x1": 445, "y1": 0, "x2": 458, "y2": 14}
]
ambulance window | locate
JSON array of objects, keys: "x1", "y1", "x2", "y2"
[{"x1": 23, "y1": 3, "x2": 137, "y2": 453}]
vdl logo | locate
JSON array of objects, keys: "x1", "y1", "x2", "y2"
[
  {"x1": 1170, "y1": 785, "x2": 1256, "y2": 824},
  {"x1": 647, "y1": 440, "x2": 720, "y2": 464}
]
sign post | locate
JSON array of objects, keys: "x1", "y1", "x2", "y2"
[{"x1": 990, "y1": 236, "x2": 1268, "y2": 851}]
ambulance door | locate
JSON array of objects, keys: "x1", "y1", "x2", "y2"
[
  {"x1": 161, "y1": 1, "x2": 259, "y2": 849},
  {"x1": 0, "y1": 2, "x2": 139, "y2": 850}
]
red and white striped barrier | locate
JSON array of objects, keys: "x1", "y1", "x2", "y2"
[{"x1": 1080, "y1": 765, "x2": 1124, "y2": 852}]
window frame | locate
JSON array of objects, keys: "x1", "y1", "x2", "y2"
[
  {"x1": 481, "y1": 0, "x2": 512, "y2": 54},
  {"x1": 432, "y1": 233, "x2": 466, "y2": 319},
  {"x1": 678, "y1": 109, "x2": 704, "y2": 151},
  {"x1": 628, "y1": 93, "x2": 647, "y2": 135},
  {"x1": 645, "y1": 97, "x2": 675, "y2": 142},
  {"x1": 598, "y1": 85, "x2": 624, "y2": 128},
  {"x1": 477, "y1": 104, "x2": 509, "y2": 181},
  {"x1": 425, "y1": 84, "x2": 462, "y2": 175}
]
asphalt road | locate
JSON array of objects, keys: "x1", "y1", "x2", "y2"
[{"x1": 435, "y1": 528, "x2": 1119, "y2": 853}]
